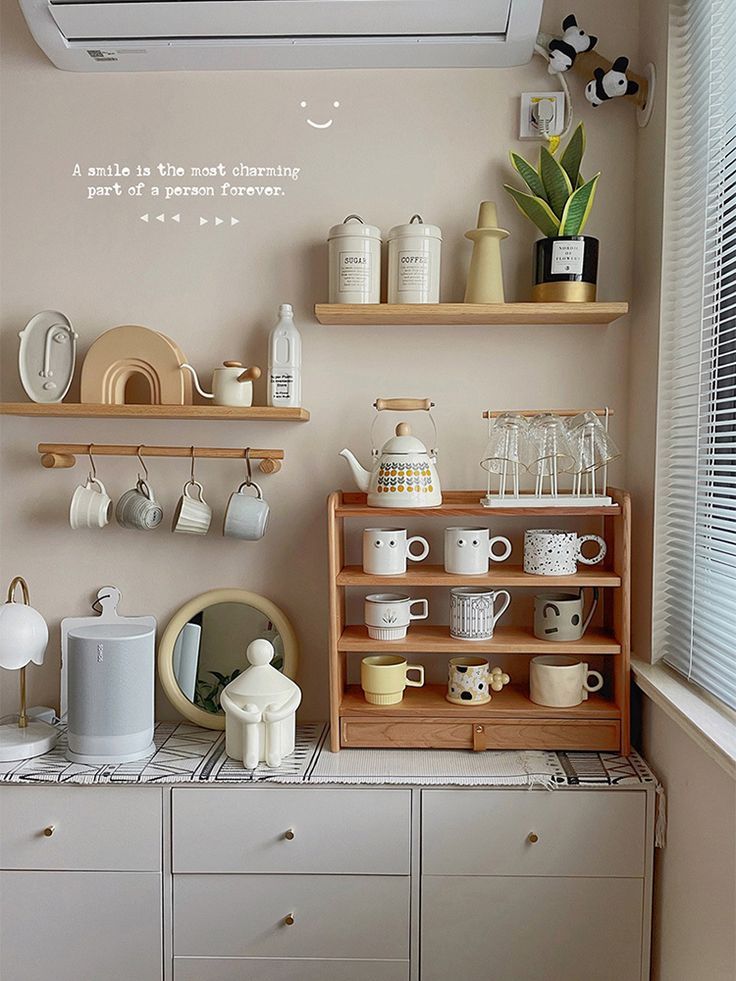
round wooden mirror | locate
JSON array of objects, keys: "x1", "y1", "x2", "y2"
[{"x1": 158, "y1": 589, "x2": 298, "y2": 730}]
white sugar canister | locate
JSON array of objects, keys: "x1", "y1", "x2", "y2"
[
  {"x1": 387, "y1": 214, "x2": 442, "y2": 304},
  {"x1": 328, "y1": 214, "x2": 382, "y2": 304}
]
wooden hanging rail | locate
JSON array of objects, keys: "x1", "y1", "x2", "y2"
[
  {"x1": 37, "y1": 443, "x2": 284, "y2": 473},
  {"x1": 482, "y1": 409, "x2": 614, "y2": 418}
]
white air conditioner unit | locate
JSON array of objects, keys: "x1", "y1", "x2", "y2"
[{"x1": 18, "y1": 0, "x2": 543, "y2": 72}]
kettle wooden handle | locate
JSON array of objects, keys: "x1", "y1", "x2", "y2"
[
  {"x1": 374, "y1": 398, "x2": 434, "y2": 412},
  {"x1": 238, "y1": 366, "x2": 262, "y2": 383}
]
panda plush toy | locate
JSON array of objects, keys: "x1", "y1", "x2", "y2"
[
  {"x1": 547, "y1": 14, "x2": 597, "y2": 74},
  {"x1": 585, "y1": 56, "x2": 640, "y2": 107}
]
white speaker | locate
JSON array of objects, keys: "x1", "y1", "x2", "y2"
[{"x1": 61, "y1": 587, "x2": 156, "y2": 764}]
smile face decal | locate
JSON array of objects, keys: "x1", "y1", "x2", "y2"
[{"x1": 300, "y1": 100, "x2": 340, "y2": 129}]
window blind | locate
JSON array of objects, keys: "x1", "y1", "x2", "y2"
[{"x1": 653, "y1": 0, "x2": 736, "y2": 709}]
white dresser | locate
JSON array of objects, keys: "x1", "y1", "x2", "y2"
[{"x1": 0, "y1": 725, "x2": 657, "y2": 981}]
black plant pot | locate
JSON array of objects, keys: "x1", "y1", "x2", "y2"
[{"x1": 532, "y1": 235, "x2": 599, "y2": 302}]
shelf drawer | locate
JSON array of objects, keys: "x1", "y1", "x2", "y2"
[
  {"x1": 174, "y1": 958, "x2": 409, "y2": 981},
  {"x1": 172, "y1": 787, "x2": 411, "y2": 874},
  {"x1": 0, "y1": 787, "x2": 161, "y2": 871},
  {"x1": 422, "y1": 789, "x2": 646, "y2": 877},
  {"x1": 341, "y1": 717, "x2": 621, "y2": 752},
  {"x1": 421, "y1": 875, "x2": 643, "y2": 981},
  {"x1": 173, "y1": 874, "x2": 410, "y2": 959}
]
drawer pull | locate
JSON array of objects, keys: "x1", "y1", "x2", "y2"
[
  {"x1": 527, "y1": 832, "x2": 539, "y2": 844},
  {"x1": 284, "y1": 913, "x2": 295, "y2": 926},
  {"x1": 43, "y1": 825, "x2": 55, "y2": 838},
  {"x1": 284, "y1": 828, "x2": 295, "y2": 841}
]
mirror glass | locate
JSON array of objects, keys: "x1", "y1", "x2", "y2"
[{"x1": 172, "y1": 602, "x2": 285, "y2": 716}]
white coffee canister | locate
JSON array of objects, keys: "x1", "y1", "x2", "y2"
[
  {"x1": 328, "y1": 214, "x2": 382, "y2": 304},
  {"x1": 388, "y1": 215, "x2": 442, "y2": 304}
]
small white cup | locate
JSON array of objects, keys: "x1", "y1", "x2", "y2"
[
  {"x1": 444, "y1": 527, "x2": 512, "y2": 575},
  {"x1": 362, "y1": 528, "x2": 430, "y2": 576},
  {"x1": 70, "y1": 477, "x2": 112, "y2": 529},
  {"x1": 364, "y1": 593, "x2": 429, "y2": 641},
  {"x1": 529, "y1": 655, "x2": 604, "y2": 707},
  {"x1": 223, "y1": 481, "x2": 270, "y2": 541},
  {"x1": 172, "y1": 480, "x2": 212, "y2": 536}
]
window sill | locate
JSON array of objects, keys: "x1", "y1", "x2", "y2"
[{"x1": 632, "y1": 659, "x2": 736, "y2": 780}]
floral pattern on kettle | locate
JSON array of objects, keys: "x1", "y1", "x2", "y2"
[{"x1": 375, "y1": 461, "x2": 435, "y2": 494}]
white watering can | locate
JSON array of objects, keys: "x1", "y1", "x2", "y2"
[{"x1": 180, "y1": 361, "x2": 262, "y2": 407}]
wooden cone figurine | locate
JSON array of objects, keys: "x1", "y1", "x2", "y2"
[
  {"x1": 220, "y1": 639, "x2": 301, "y2": 769},
  {"x1": 464, "y1": 202, "x2": 510, "y2": 303}
]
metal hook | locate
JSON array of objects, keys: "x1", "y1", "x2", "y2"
[
  {"x1": 6, "y1": 576, "x2": 30, "y2": 605},
  {"x1": 190, "y1": 445, "x2": 196, "y2": 483},
  {"x1": 88, "y1": 443, "x2": 97, "y2": 481},
  {"x1": 136, "y1": 445, "x2": 149, "y2": 482},
  {"x1": 244, "y1": 447, "x2": 253, "y2": 486}
]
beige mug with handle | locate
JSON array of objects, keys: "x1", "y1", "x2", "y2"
[{"x1": 361, "y1": 654, "x2": 425, "y2": 705}]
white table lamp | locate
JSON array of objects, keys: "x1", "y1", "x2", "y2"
[{"x1": 0, "y1": 576, "x2": 58, "y2": 761}]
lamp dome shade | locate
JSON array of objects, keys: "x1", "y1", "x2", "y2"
[{"x1": 0, "y1": 602, "x2": 48, "y2": 669}]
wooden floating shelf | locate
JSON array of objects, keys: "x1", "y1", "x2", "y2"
[
  {"x1": 336, "y1": 491, "x2": 622, "y2": 518},
  {"x1": 0, "y1": 402, "x2": 310, "y2": 422},
  {"x1": 338, "y1": 624, "x2": 621, "y2": 656},
  {"x1": 337, "y1": 564, "x2": 621, "y2": 588},
  {"x1": 341, "y1": 685, "x2": 620, "y2": 720},
  {"x1": 315, "y1": 302, "x2": 629, "y2": 327}
]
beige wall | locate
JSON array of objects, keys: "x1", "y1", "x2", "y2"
[{"x1": 0, "y1": 0, "x2": 639, "y2": 720}]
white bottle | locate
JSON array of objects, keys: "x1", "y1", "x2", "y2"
[{"x1": 267, "y1": 303, "x2": 302, "y2": 407}]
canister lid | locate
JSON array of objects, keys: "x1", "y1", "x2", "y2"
[
  {"x1": 388, "y1": 215, "x2": 442, "y2": 241},
  {"x1": 328, "y1": 214, "x2": 382, "y2": 241}
]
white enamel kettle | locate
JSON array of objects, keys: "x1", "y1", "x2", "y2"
[
  {"x1": 180, "y1": 361, "x2": 262, "y2": 407},
  {"x1": 340, "y1": 398, "x2": 442, "y2": 508}
]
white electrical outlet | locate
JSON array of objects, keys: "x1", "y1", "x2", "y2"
[{"x1": 519, "y1": 92, "x2": 566, "y2": 140}]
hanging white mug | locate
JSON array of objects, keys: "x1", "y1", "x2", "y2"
[
  {"x1": 223, "y1": 481, "x2": 270, "y2": 541},
  {"x1": 70, "y1": 477, "x2": 112, "y2": 530},
  {"x1": 172, "y1": 480, "x2": 212, "y2": 536},
  {"x1": 116, "y1": 479, "x2": 163, "y2": 531},
  {"x1": 362, "y1": 528, "x2": 430, "y2": 576}
]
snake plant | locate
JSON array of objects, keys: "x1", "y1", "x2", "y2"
[{"x1": 503, "y1": 123, "x2": 600, "y2": 238}]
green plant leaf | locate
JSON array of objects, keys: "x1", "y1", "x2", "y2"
[
  {"x1": 559, "y1": 173, "x2": 600, "y2": 235},
  {"x1": 560, "y1": 122, "x2": 586, "y2": 188},
  {"x1": 509, "y1": 151, "x2": 547, "y2": 201},
  {"x1": 503, "y1": 184, "x2": 560, "y2": 237},
  {"x1": 576, "y1": 172, "x2": 586, "y2": 189},
  {"x1": 539, "y1": 146, "x2": 573, "y2": 219}
]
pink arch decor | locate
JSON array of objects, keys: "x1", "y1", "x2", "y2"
[{"x1": 80, "y1": 325, "x2": 193, "y2": 405}]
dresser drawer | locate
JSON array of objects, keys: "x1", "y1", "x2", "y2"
[
  {"x1": 422, "y1": 789, "x2": 646, "y2": 877},
  {"x1": 174, "y1": 958, "x2": 409, "y2": 981},
  {"x1": 0, "y1": 787, "x2": 162, "y2": 871},
  {"x1": 172, "y1": 787, "x2": 411, "y2": 874},
  {"x1": 173, "y1": 874, "x2": 410, "y2": 959}
]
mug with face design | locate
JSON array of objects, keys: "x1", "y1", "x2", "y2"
[
  {"x1": 449, "y1": 587, "x2": 511, "y2": 641},
  {"x1": 444, "y1": 527, "x2": 513, "y2": 575},
  {"x1": 533, "y1": 588, "x2": 599, "y2": 642},
  {"x1": 362, "y1": 528, "x2": 430, "y2": 576},
  {"x1": 529, "y1": 655, "x2": 604, "y2": 707},
  {"x1": 523, "y1": 529, "x2": 607, "y2": 576}
]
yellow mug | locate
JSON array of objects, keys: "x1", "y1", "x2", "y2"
[{"x1": 360, "y1": 654, "x2": 425, "y2": 705}]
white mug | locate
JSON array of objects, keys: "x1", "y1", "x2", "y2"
[
  {"x1": 172, "y1": 480, "x2": 212, "y2": 536},
  {"x1": 223, "y1": 481, "x2": 270, "y2": 541},
  {"x1": 362, "y1": 528, "x2": 430, "y2": 576},
  {"x1": 529, "y1": 655, "x2": 604, "y2": 707},
  {"x1": 445, "y1": 527, "x2": 512, "y2": 575},
  {"x1": 449, "y1": 587, "x2": 511, "y2": 641},
  {"x1": 69, "y1": 477, "x2": 112, "y2": 529},
  {"x1": 116, "y1": 479, "x2": 163, "y2": 531},
  {"x1": 524, "y1": 529, "x2": 607, "y2": 576},
  {"x1": 364, "y1": 593, "x2": 429, "y2": 641}
]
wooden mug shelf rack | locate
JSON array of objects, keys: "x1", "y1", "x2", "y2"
[
  {"x1": 37, "y1": 443, "x2": 284, "y2": 475},
  {"x1": 327, "y1": 488, "x2": 631, "y2": 755}
]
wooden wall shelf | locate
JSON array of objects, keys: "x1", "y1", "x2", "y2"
[
  {"x1": 0, "y1": 403, "x2": 309, "y2": 422},
  {"x1": 315, "y1": 302, "x2": 629, "y2": 327},
  {"x1": 327, "y1": 488, "x2": 631, "y2": 755}
]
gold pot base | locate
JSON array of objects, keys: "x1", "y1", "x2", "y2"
[{"x1": 532, "y1": 281, "x2": 597, "y2": 303}]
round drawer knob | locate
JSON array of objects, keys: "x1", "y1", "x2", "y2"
[
  {"x1": 528, "y1": 832, "x2": 539, "y2": 844},
  {"x1": 284, "y1": 829, "x2": 295, "y2": 841},
  {"x1": 43, "y1": 825, "x2": 55, "y2": 838},
  {"x1": 284, "y1": 913, "x2": 295, "y2": 926}
]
